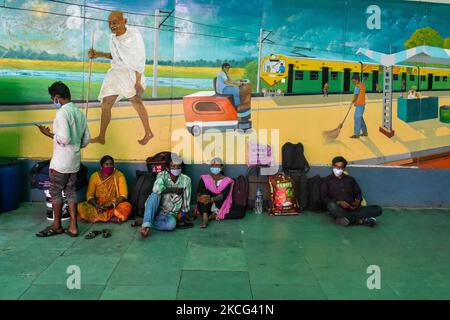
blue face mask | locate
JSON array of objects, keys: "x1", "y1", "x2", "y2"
[
  {"x1": 170, "y1": 168, "x2": 181, "y2": 177},
  {"x1": 53, "y1": 98, "x2": 62, "y2": 109},
  {"x1": 210, "y1": 167, "x2": 221, "y2": 175}
]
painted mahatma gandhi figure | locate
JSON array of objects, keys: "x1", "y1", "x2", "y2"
[{"x1": 88, "y1": 11, "x2": 153, "y2": 145}]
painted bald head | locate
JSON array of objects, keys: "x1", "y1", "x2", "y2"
[{"x1": 108, "y1": 11, "x2": 127, "y2": 36}]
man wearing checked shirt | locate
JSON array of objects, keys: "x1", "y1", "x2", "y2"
[{"x1": 140, "y1": 153, "x2": 192, "y2": 238}]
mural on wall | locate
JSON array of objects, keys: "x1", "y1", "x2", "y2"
[{"x1": 0, "y1": 0, "x2": 449, "y2": 168}]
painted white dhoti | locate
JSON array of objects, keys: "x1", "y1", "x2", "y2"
[{"x1": 98, "y1": 27, "x2": 147, "y2": 102}]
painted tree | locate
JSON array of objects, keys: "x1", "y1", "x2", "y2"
[
  {"x1": 404, "y1": 27, "x2": 444, "y2": 49},
  {"x1": 444, "y1": 37, "x2": 450, "y2": 49},
  {"x1": 243, "y1": 60, "x2": 258, "y2": 92}
]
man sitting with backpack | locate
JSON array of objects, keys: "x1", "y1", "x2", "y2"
[
  {"x1": 140, "y1": 153, "x2": 192, "y2": 238},
  {"x1": 321, "y1": 156, "x2": 382, "y2": 227}
]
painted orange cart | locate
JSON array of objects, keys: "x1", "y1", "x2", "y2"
[{"x1": 182, "y1": 79, "x2": 252, "y2": 136}]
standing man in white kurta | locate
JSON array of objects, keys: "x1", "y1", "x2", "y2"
[{"x1": 88, "y1": 11, "x2": 153, "y2": 145}]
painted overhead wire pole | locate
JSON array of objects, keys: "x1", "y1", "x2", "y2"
[
  {"x1": 256, "y1": 29, "x2": 273, "y2": 94},
  {"x1": 256, "y1": 28, "x2": 263, "y2": 94}
]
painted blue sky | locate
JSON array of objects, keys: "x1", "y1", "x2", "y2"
[{"x1": 0, "y1": 0, "x2": 449, "y2": 62}]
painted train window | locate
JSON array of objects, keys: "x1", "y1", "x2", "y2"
[
  {"x1": 310, "y1": 71, "x2": 319, "y2": 80},
  {"x1": 295, "y1": 71, "x2": 304, "y2": 80},
  {"x1": 264, "y1": 59, "x2": 286, "y2": 73}
]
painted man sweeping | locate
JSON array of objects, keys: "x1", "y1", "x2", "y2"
[{"x1": 88, "y1": 11, "x2": 153, "y2": 145}]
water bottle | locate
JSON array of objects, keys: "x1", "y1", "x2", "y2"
[{"x1": 255, "y1": 187, "x2": 263, "y2": 214}]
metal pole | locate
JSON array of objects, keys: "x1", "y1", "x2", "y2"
[
  {"x1": 152, "y1": 9, "x2": 159, "y2": 98},
  {"x1": 256, "y1": 28, "x2": 263, "y2": 94}
]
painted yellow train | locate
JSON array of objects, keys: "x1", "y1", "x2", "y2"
[{"x1": 260, "y1": 54, "x2": 450, "y2": 95}]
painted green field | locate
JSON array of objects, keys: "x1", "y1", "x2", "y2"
[
  {"x1": 0, "y1": 77, "x2": 201, "y2": 104},
  {"x1": 0, "y1": 58, "x2": 245, "y2": 104},
  {"x1": 0, "y1": 59, "x2": 245, "y2": 79}
]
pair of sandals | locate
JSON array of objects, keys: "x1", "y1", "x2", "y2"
[
  {"x1": 84, "y1": 229, "x2": 111, "y2": 240},
  {"x1": 36, "y1": 226, "x2": 78, "y2": 238}
]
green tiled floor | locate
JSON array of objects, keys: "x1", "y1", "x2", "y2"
[{"x1": 1, "y1": 203, "x2": 450, "y2": 300}]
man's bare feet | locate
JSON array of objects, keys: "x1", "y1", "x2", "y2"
[
  {"x1": 209, "y1": 213, "x2": 217, "y2": 221},
  {"x1": 90, "y1": 136, "x2": 106, "y2": 145},
  {"x1": 140, "y1": 227, "x2": 151, "y2": 238},
  {"x1": 138, "y1": 132, "x2": 154, "y2": 145}
]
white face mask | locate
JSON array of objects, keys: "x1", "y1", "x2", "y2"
[
  {"x1": 210, "y1": 167, "x2": 221, "y2": 175},
  {"x1": 53, "y1": 98, "x2": 62, "y2": 109},
  {"x1": 333, "y1": 168, "x2": 344, "y2": 177},
  {"x1": 170, "y1": 168, "x2": 181, "y2": 177}
]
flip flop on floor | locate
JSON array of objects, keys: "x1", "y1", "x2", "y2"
[
  {"x1": 102, "y1": 229, "x2": 112, "y2": 238},
  {"x1": 177, "y1": 221, "x2": 194, "y2": 229},
  {"x1": 131, "y1": 219, "x2": 143, "y2": 227},
  {"x1": 36, "y1": 226, "x2": 64, "y2": 237},
  {"x1": 84, "y1": 230, "x2": 102, "y2": 240},
  {"x1": 110, "y1": 216, "x2": 122, "y2": 225}
]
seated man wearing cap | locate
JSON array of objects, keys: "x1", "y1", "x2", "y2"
[
  {"x1": 321, "y1": 156, "x2": 382, "y2": 227},
  {"x1": 140, "y1": 153, "x2": 192, "y2": 238}
]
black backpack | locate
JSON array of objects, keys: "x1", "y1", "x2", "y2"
[
  {"x1": 76, "y1": 164, "x2": 88, "y2": 190},
  {"x1": 232, "y1": 175, "x2": 248, "y2": 207},
  {"x1": 146, "y1": 151, "x2": 172, "y2": 176},
  {"x1": 29, "y1": 160, "x2": 88, "y2": 190},
  {"x1": 226, "y1": 175, "x2": 248, "y2": 219},
  {"x1": 282, "y1": 142, "x2": 310, "y2": 172},
  {"x1": 306, "y1": 175, "x2": 326, "y2": 211},
  {"x1": 282, "y1": 142, "x2": 310, "y2": 209},
  {"x1": 30, "y1": 160, "x2": 51, "y2": 190},
  {"x1": 129, "y1": 171, "x2": 155, "y2": 218}
]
